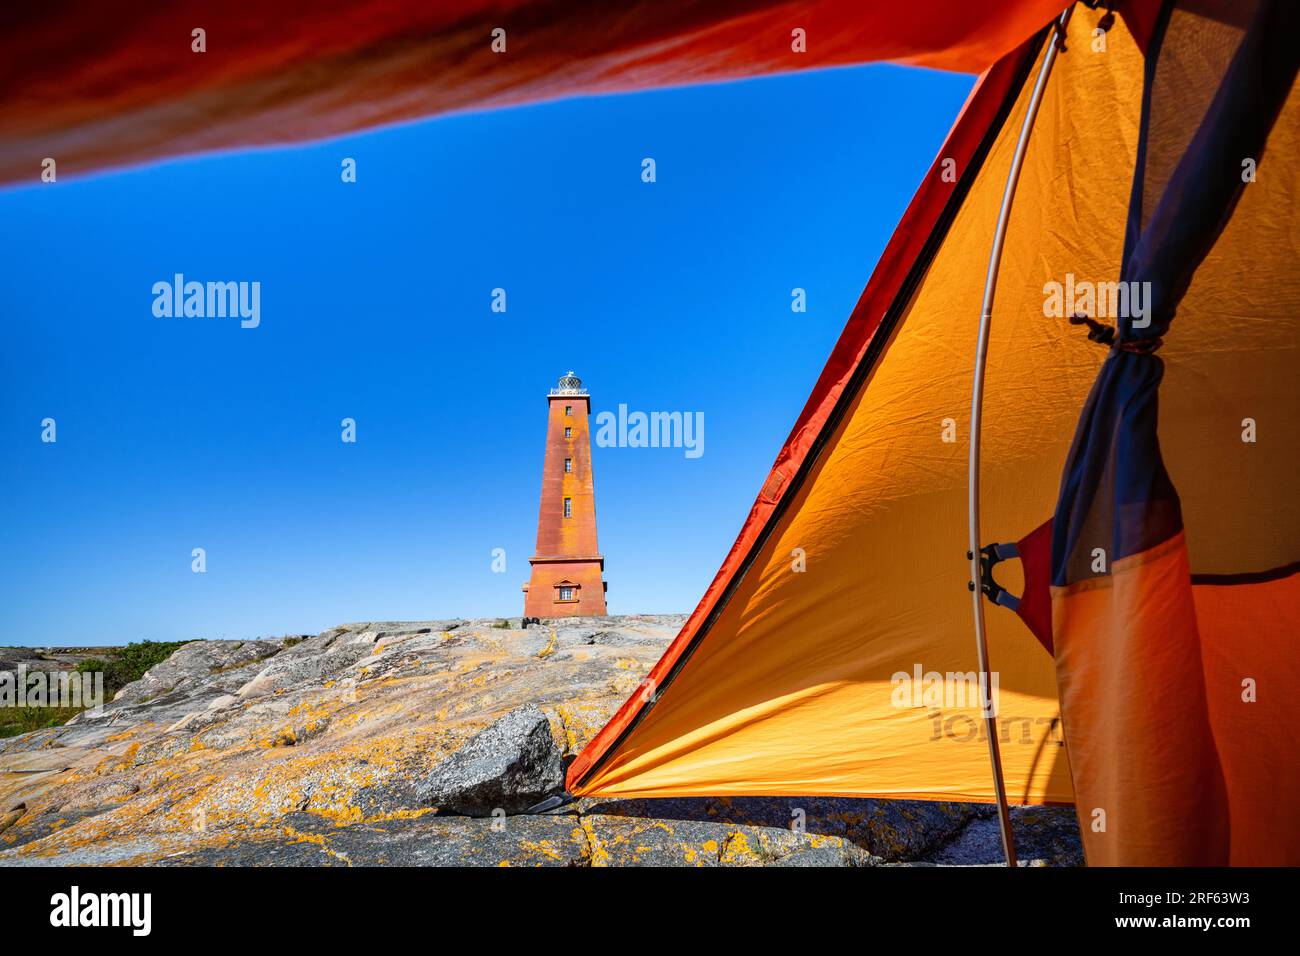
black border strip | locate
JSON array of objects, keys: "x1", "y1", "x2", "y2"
[
  {"x1": 574, "y1": 23, "x2": 1055, "y2": 790},
  {"x1": 1191, "y1": 561, "x2": 1300, "y2": 586}
]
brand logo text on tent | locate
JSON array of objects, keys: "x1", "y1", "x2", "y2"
[{"x1": 928, "y1": 709, "x2": 1064, "y2": 746}]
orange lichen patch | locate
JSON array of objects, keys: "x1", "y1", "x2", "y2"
[
  {"x1": 587, "y1": 818, "x2": 678, "y2": 866},
  {"x1": 92, "y1": 742, "x2": 140, "y2": 775},
  {"x1": 288, "y1": 701, "x2": 331, "y2": 724},
  {"x1": 719, "y1": 831, "x2": 756, "y2": 865},
  {"x1": 550, "y1": 700, "x2": 615, "y2": 754},
  {"x1": 364, "y1": 806, "x2": 435, "y2": 824},
  {"x1": 105, "y1": 725, "x2": 150, "y2": 743},
  {"x1": 279, "y1": 824, "x2": 351, "y2": 865},
  {"x1": 577, "y1": 815, "x2": 606, "y2": 866},
  {"x1": 717, "y1": 832, "x2": 774, "y2": 868},
  {"x1": 520, "y1": 838, "x2": 563, "y2": 862},
  {"x1": 310, "y1": 801, "x2": 363, "y2": 825},
  {"x1": 537, "y1": 631, "x2": 558, "y2": 659},
  {"x1": 553, "y1": 706, "x2": 580, "y2": 754}
]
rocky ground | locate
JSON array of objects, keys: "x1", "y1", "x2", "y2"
[
  {"x1": 0, "y1": 617, "x2": 1082, "y2": 866},
  {"x1": 0, "y1": 646, "x2": 123, "y2": 674}
]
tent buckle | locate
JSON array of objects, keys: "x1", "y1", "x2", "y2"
[{"x1": 967, "y1": 542, "x2": 1021, "y2": 612}]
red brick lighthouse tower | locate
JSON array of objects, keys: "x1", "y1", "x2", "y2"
[{"x1": 523, "y1": 372, "x2": 608, "y2": 617}]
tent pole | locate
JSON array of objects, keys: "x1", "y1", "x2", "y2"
[{"x1": 968, "y1": 7, "x2": 1072, "y2": 869}]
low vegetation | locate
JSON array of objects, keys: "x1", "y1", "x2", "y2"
[
  {"x1": 74, "y1": 639, "x2": 192, "y2": 696},
  {"x1": 0, "y1": 705, "x2": 84, "y2": 739},
  {"x1": 0, "y1": 640, "x2": 194, "y2": 739}
]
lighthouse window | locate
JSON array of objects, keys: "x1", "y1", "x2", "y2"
[
  {"x1": 559, "y1": 586, "x2": 574, "y2": 601},
  {"x1": 564, "y1": 426, "x2": 572, "y2": 438},
  {"x1": 564, "y1": 458, "x2": 572, "y2": 473},
  {"x1": 563, "y1": 497, "x2": 572, "y2": 518},
  {"x1": 565, "y1": 405, "x2": 572, "y2": 416}
]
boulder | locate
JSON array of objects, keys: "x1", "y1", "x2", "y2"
[{"x1": 417, "y1": 705, "x2": 564, "y2": 816}]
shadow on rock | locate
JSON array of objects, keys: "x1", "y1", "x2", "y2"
[{"x1": 579, "y1": 795, "x2": 981, "y2": 861}]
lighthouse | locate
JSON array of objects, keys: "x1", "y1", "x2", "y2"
[{"x1": 523, "y1": 372, "x2": 608, "y2": 617}]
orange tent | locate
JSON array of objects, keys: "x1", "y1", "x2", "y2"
[
  {"x1": 565, "y1": 0, "x2": 1300, "y2": 868},
  {"x1": 0, "y1": 0, "x2": 1066, "y2": 186},
  {"x1": 7, "y1": 0, "x2": 1295, "y2": 866}
]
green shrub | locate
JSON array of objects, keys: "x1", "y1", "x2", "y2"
[
  {"x1": 75, "y1": 639, "x2": 191, "y2": 695},
  {"x1": 0, "y1": 706, "x2": 84, "y2": 739}
]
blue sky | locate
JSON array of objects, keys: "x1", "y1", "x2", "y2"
[{"x1": 0, "y1": 63, "x2": 973, "y2": 646}]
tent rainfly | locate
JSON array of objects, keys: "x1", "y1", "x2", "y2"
[{"x1": 565, "y1": 0, "x2": 1300, "y2": 868}]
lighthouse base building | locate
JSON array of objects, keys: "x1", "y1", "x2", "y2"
[
  {"x1": 523, "y1": 372, "x2": 607, "y2": 618},
  {"x1": 523, "y1": 556, "x2": 607, "y2": 618}
]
